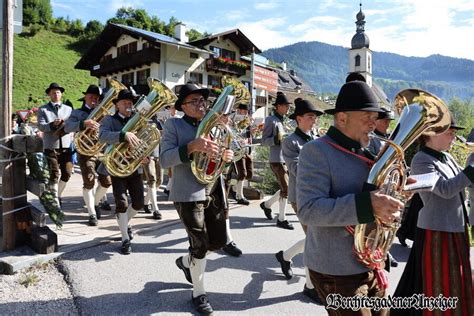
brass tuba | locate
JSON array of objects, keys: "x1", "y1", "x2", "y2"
[
  {"x1": 74, "y1": 79, "x2": 126, "y2": 156},
  {"x1": 353, "y1": 89, "x2": 450, "y2": 268},
  {"x1": 191, "y1": 76, "x2": 249, "y2": 184},
  {"x1": 103, "y1": 78, "x2": 177, "y2": 177}
]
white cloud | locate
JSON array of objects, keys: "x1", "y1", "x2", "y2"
[
  {"x1": 237, "y1": 17, "x2": 294, "y2": 50},
  {"x1": 254, "y1": 2, "x2": 279, "y2": 10}
]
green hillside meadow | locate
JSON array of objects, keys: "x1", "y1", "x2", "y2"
[{"x1": 13, "y1": 30, "x2": 94, "y2": 111}]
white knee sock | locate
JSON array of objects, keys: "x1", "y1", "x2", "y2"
[
  {"x1": 127, "y1": 205, "x2": 138, "y2": 222},
  {"x1": 116, "y1": 212, "x2": 129, "y2": 242},
  {"x1": 83, "y1": 188, "x2": 96, "y2": 216},
  {"x1": 265, "y1": 189, "x2": 280, "y2": 208},
  {"x1": 94, "y1": 185, "x2": 108, "y2": 206},
  {"x1": 283, "y1": 238, "x2": 305, "y2": 261},
  {"x1": 305, "y1": 267, "x2": 314, "y2": 289},
  {"x1": 190, "y1": 257, "x2": 207, "y2": 297},
  {"x1": 58, "y1": 180, "x2": 67, "y2": 197},
  {"x1": 225, "y1": 218, "x2": 233, "y2": 244},
  {"x1": 278, "y1": 197, "x2": 287, "y2": 221},
  {"x1": 50, "y1": 183, "x2": 60, "y2": 206},
  {"x1": 144, "y1": 184, "x2": 150, "y2": 205},
  {"x1": 236, "y1": 181, "x2": 244, "y2": 200},
  {"x1": 182, "y1": 254, "x2": 190, "y2": 268},
  {"x1": 149, "y1": 184, "x2": 159, "y2": 212},
  {"x1": 166, "y1": 177, "x2": 173, "y2": 190}
]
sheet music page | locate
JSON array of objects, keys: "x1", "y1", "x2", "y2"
[{"x1": 404, "y1": 172, "x2": 439, "y2": 192}]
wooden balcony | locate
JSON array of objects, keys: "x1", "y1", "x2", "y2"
[
  {"x1": 91, "y1": 47, "x2": 161, "y2": 77},
  {"x1": 206, "y1": 57, "x2": 247, "y2": 76}
]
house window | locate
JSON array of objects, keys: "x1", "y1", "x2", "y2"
[
  {"x1": 137, "y1": 69, "x2": 150, "y2": 85},
  {"x1": 189, "y1": 72, "x2": 203, "y2": 84},
  {"x1": 100, "y1": 54, "x2": 112, "y2": 63},
  {"x1": 190, "y1": 52, "x2": 199, "y2": 59},
  {"x1": 208, "y1": 75, "x2": 221, "y2": 88},
  {"x1": 128, "y1": 41, "x2": 137, "y2": 53},
  {"x1": 355, "y1": 55, "x2": 361, "y2": 67},
  {"x1": 368, "y1": 56, "x2": 371, "y2": 71},
  {"x1": 117, "y1": 45, "x2": 128, "y2": 56},
  {"x1": 210, "y1": 46, "x2": 221, "y2": 57},
  {"x1": 143, "y1": 42, "x2": 150, "y2": 49},
  {"x1": 221, "y1": 49, "x2": 236, "y2": 60},
  {"x1": 122, "y1": 72, "x2": 134, "y2": 85}
]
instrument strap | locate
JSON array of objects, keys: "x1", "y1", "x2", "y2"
[{"x1": 320, "y1": 138, "x2": 375, "y2": 169}]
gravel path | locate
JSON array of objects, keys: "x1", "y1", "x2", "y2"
[{"x1": 0, "y1": 260, "x2": 78, "y2": 315}]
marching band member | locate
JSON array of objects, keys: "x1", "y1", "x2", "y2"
[
  {"x1": 275, "y1": 98, "x2": 323, "y2": 303},
  {"x1": 392, "y1": 119, "x2": 474, "y2": 315},
  {"x1": 297, "y1": 81, "x2": 404, "y2": 314},
  {"x1": 64, "y1": 85, "x2": 112, "y2": 226},
  {"x1": 231, "y1": 103, "x2": 254, "y2": 205},
  {"x1": 160, "y1": 83, "x2": 233, "y2": 315},
  {"x1": 98, "y1": 89, "x2": 143, "y2": 255},
  {"x1": 37, "y1": 82, "x2": 73, "y2": 208},
  {"x1": 260, "y1": 92, "x2": 294, "y2": 230}
]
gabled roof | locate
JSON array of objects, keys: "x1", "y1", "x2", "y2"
[
  {"x1": 188, "y1": 29, "x2": 262, "y2": 56},
  {"x1": 75, "y1": 23, "x2": 209, "y2": 70},
  {"x1": 276, "y1": 69, "x2": 313, "y2": 94}
]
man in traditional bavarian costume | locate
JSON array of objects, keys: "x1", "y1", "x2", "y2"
[
  {"x1": 160, "y1": 83, "x2": 233, "y2": 315},
  {"x1": 64, "y1": 85, "x2": 112, "y2": 226},
  {"x1": 367, "y1": 108, "x2": 395, "y2": 157},
  {"x1": 297, "y1": 81, "x2": 404, "y2": 315},
  {"x1": 230, "y1": 103, "x2": 254, "y2": 205},
  {"x1": 275, "y1": 98, "x2": 323, "y2": 304},
  {"x1": 37, "y1": 83, "x2": 73, "y2": 207},
  {"x1": 260, "y1": 91, "x2": 294, "y2": 230},
  {"x1": 98, "y1": 89, "x2": 143, "y2": 255}
]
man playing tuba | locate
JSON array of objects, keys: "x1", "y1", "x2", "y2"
[
  {"x1": 160, "y1": 83, "x2": 233, "y2": 315},
  {"x1": 98, "y1": 89, "x2": 143, "y2": 255},
  {"x1": 64, "y1": 85, "x2": 112, "y2": 226}
]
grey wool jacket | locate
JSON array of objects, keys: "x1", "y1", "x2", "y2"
[
  {"x1": 37, "y1": 102, "x2": 73, "y2": 150},
  {"x1": 296, "y1": 126, "x2": 376, "y2": 276},
  {"x1": 160, "y1": 116, "x2": 207, "y2": 202},
  {"x1": 261, "y1": 113, "x2": 285, "y2": 163},
  {"x1": 412, "y1": 147, "x2": 474, "y2": 233},
  {"x1": 64, "y1": 104, "x2": 93, "y2": 133},
  {"x1": 282, "y1": 128, "x2": 315, "y2": 204}
]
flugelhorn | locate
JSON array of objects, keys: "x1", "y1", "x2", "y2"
[{"x1": 75, "y1": 79, "x2": 126, "y2": 156}]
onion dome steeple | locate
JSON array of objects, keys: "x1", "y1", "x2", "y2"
[{"x1": 351, "y1": 2, "x2": 370, "y2": 49}]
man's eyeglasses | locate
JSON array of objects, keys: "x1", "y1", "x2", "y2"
[{"x1": 183, "y1": 97, "x2": 206, "y2": 106}]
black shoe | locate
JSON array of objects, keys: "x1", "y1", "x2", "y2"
[
  {"x1": 88, "y1": 214, "x2": 98, "y2": 226},
  {"x1": 223, "y1": 241, "x2": 242, "y2": 257},
  {"x1": 236, "y1": 198, "x2": 250, "y2": 206},
  {"x1": 175, "y1": 256, "x2": 192, "y2": 284},
  {"x1": 398, "y1": 236, "x2": 408, "y2": 247},
  {"x1": 229, "y1": 189, "x2": 237, "y2": 201},
  {"x1": 94, "y1": 206, "x2": 102, "y2": 219},
  {"x1": 277, "y1": 219, "x2": 294, "y2": 230},
  {"x1": 192, "y1": 294, "x2": 213, "y2": 315},
  {"x1": 121, "y1": 240, "x2": 131, "y2": 255},
  {"x1": 163, "y1": 189, "x2": 170, "y2": 196},
  {"x1": 275, "y1": 250, "x2": 293, "y2": 279},
  {"x1": 100, "y1": 201, "x2": 112, "y2": 211},
  {"x1": 390, "y1": 255, "x2": 399, "y2": 268},
  {"x1": 143, "y1": 204, "x2": 152, "y2": 214},
  {"x1": 59, "y1": 198, "x2": 63, "y2": 208},
  {"x1": 153, "y1": 210, "x2": 162, "y2": 220},
  {"x1": 260, "y1": 202, "x2": 273, "y2": 220},
  {"x1": 303, "y1": 285, "x2": 323, "y2": 305},
  {"x1": 127, "y1": 227, "x2": 134, "y2": 241}
]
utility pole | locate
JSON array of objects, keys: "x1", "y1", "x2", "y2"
[{"x1": 1, "y1": 0, "x2": 15, "y2": 250}]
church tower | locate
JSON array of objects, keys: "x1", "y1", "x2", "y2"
[{"x1": 348, "y1": 3, "x2": 373, "y2": 87}]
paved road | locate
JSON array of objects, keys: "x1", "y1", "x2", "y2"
[{"x1": 60, "y1": 199, "x2": 413, "y2": 315}]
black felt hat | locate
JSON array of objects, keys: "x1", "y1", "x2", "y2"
[
  {"x1": 237, "y1": 103, "x2": 249, "y2": 110},
  {"x1": 112, "y1": 89, "x2": 138, "y2": 104},
  {"x1": 345, "y1": 72, "x2": 366, "y2": 83},
  {"x1": 325, "y1": 81, "x2": 384, "y2": 115},
  {"x1": 174, "y1": 83, "x2": 209, "y2": 111},
  {"x1": 82, "y1": 84, "x2": 101, "y2": 96},
  {"x1": 449, "y1": 117, "x2": 465, "y2": 130},
  {"x1": 289, "y1": 98, "x2": 324, "y2": 119},
  {"x1": 378, "y1": 109, "x2": 395, "y2": 120},
  {"x1": 273, "y1": 92, "x2": 291, "y2": 106},
  {"x1": 45, "y1": 82, "x2": 65, "y2": 94}
]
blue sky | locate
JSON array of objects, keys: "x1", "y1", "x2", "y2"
[{"x1": 52, "y1": 0, "x2": 474, "y2": 60}]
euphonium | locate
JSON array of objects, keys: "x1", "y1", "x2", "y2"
[
  {"x1": 103, "y1": 78, "x2": 177, "y2": 177},
  {"x1": 455, "y1": 135, "x2": 474, "y2": 152},
  {"x1": 74, "y1": 79, "x2": 126, "y2": 156},
  {"x1": 353, "y1": 89, "x2": 450, "y2": 269},
  {"x1": 191, "y1": 76, "x2": 250, "y2": 184}
]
